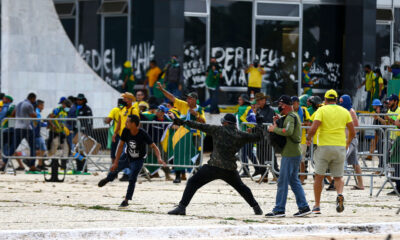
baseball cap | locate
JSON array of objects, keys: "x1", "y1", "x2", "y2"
[
  {"x1": 58, "y1": 97, "x2": 67, "y2": 104},
  {"x1": 277, "y1": 95, "x2": 293, "y2": 105},
  {"x1": 220, "y1": 113, "x2": 237, "y2": 125},
  {"x1": 291, "y1": 96, "x2": 300, "y2": 102},
  {"x1": 157, "y1": 105, "x2": 169, "y2": 113},
  {"x1": 324, "y1": 89, "x2": 338, "y2": 99},
  {"x1": 388, "y1": 94, "x2": 399, "y2": 102},
  {"x1": 186, "y1": 92, "x2": 198, "y2": 99},
  {"x1": 121, "y1": 92, "x2": 136, "y2": 101}
]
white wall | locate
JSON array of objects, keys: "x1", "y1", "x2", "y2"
[{"x1": 1, "y1": 0, "x2": 121, "y2": 117}]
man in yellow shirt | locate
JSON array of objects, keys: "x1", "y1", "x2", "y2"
[
  {"x1": 358, "y1": 65, "x2": 376, "y2": 111},
  {"x1": 111, "y1": 92, "x2": 140, "y2": 181},
  {"x1": 144, "y1": 60, "x2": 162, "y2": 96},
  {"x1": 105, "y1": 98, "x2": 125, "y2": 164},
  {"x1": 246, "y1": 60, "x2": 265, "y2": 99},
  {"x1": 306, "y1": 89, "x2": 355, "y2": 215}
]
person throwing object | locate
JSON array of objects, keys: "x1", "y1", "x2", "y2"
[{"x1": 167, "y1": 113, "x2": 265, "y2": 216}]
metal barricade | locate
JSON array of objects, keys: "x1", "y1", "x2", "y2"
[
  {"x1": 140, "y1": 121, "x2": 204, "y2": 178},
  {"x1": 358, "y1": 113, "x2": 397, "y2": 126},
  {"x1": 376, "y1": 128, "x2": 400, "y2": 197},
  {"x1": 239, "y1": 122, "x2": 276, "y2": 183},
  {"x1": 0, "y1": 117, "x2": 80, "y2": 175}
]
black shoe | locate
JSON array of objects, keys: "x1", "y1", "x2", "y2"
[
  {"x1": 119, "y1": 200, "x2": 129, "y2": 208},
  {"x1": 98, "y1": 178, "x2": 110, "y2": 187},
  {"x1": 265, "y1": 211, "x2": 285, "y2": 218},
  {"x1": 168, "y1": 205, "x2": 186, "y2": 215},
  {"x1": 0, "y1": 166, "x2": 5, "y2": 172},
  {"x1": 387, "y1": 190, "x2": 400, "y2": 196},
  {"x1": 336, "y1": 194, "x2": 344, "y2": 213},
  {"x1": 119, "y1": 174, "x2": 129, "y2": 182},
  {"x1": 326, "y1": 181, "x2": 336, "y2": 191},
  {"x1": 253, "y1": 205, "x2": 263, "y2": 215},
  {"x1": 173, "y1": 175, "x2": 181, "y2": 184},
  {"x1": 293, "y1": 206, "x2": 311, "y2": 217}
]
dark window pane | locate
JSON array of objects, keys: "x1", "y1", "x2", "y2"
[
  {"x1": 60, "y1": 19, "x2": 75, "y2": 45},
  {"x1": 376, "y1": 9, "x2": 393, "y2": 21},
  {"x1": 302, "y1": 4, "x2": 345, "y2": 91},
  {"x1": 257, "y1": 2, "x2": 299, "y2": 17},
  {"x1": 256, "y1": 20, "x2": 299, "y2": 99},
  {"x1": 394, "y1": 9, "x2": 400, "y2": 62},
  {"x1": 210, "y1": 0, "x2": 252, "y2": 104},
  {"x1": 55, "y1": 2, "x2": 75, "y2": 16},
  {"x1": 183, "y1": 17, "x2": 206, "y2": 101},
  {"x1": 97, "y1": 1, "x2": 127, "y2": 14},
  {"x1": 184, "y1": 0, "x2": 207, "y2": 13},
  {"x1": 376, "y1": 24, "x2": 391, "y2": 69}
]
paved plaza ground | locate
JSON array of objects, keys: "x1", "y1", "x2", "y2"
[{"x1": 0, "y1": 168, "x2": 400, "y2": 239}]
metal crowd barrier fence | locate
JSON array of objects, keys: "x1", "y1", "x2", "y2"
[
  {"x1": 358, "y1": 113, "x2": 397, "y2": 126},
  {"x1": 0, "y1": 117, "x2": 81, "y2": 175},
  {"x1": 376, "y1": 128, "x2": 400, "y2": 197}
]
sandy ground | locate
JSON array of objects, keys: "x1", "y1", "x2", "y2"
[{"x1": 1, "y1": 166, "x2": 400, "y2": 239}]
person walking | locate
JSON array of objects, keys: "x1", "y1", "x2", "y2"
[
  {"x1": 265, "y1": 95, "x2": 311, "y2": 218},
  {"x1": 306, "y1": 89, "x2": 355, "y2": 214},
  {"x1": 167, "y1": 113, "x2": 264, "y2": 216},
  {"x1": 358, "y1": 65, "x2": 376, "y2": 111},
  {"x1": 98, "y1": 115, "x2": 166, "y2": 208},
  {"x1": 205, "y1": 57, "x2": 222, "y2": 114},
  {"x1": 339, "y1": 95, "x2": 364, "y2": 190}
]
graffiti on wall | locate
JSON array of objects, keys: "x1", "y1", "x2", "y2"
[
  {"x1": 183, "y1": 45, "x2": 206, "y2": 89},
  {"x1": 78, "y1": 42, "x2": 154, "y2": 90}
]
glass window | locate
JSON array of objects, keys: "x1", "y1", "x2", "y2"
[
  {"x1": 183, "y1": 16, "x2": 207, "y2": 102},
  {"x1": 256, "y1": 20, "x2": 299, "y2": 99},
  {"x1": 185, "y1": 0, "x2": 207, "y2": 13},
  {"x1": 376, "y1": 24, "x2": 391, "y2": 70},
  {"x1": 394, "y1": 8, "x2": 400, "y2": 62},
  {"x1": 302, "y1": 4, "x2": 345, "y2": 91},
  {"x1": 210, "y1": 0, "x2": 252, "y2": 104},
  {"x1": 257, "y1": 2, "x2": 299, "y2": 17},
  {"x1": 104, "y1": 17, "x2": 127, "y2": 90},
  {"x1": 60, "y1": 19, "x2": 75, "y2": 45}
]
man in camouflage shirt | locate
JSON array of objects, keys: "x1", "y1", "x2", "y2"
[{"x1": 167, "y1": 113, "x2": 264, "y2": 216}]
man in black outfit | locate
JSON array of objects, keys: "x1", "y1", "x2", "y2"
[
  {"x1": 253, "y1": 92, "x2": 279, "y2": 182},
  {"x1": 167, "y1": 113, "x2": 264, "y2": 216},
  {"x1": 98, "y1": 115, "x2": 166, "y2": 207}
]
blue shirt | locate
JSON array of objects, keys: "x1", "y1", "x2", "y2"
[
  {"x1": 34, "y1": 108, "x2": 47, "y2": 138},
  {"x1": 297, "y1": 108, "x2": 304, "y2": 123}
]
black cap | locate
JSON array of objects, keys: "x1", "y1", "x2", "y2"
[
  {"x1": 278, "y1": 95, "x2": 293, "y2": 105},
  {"x1": 76, "y1": 93, "x2": 86, "y2": 100},
  {"x1": 388, "y1": 94, "x2": 399, "y2": 102},
  {"x1": 221, "y1": 113, "x2": 237, "y2": 125},
  {"x1": 291, "y1": 96, "x2": 299, "y2": 102}
]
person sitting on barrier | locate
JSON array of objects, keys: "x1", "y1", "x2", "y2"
[
  {"x1": 306, "y1": 89, "x2": 355, "y2": 214},
  {"x1": 33, "y1": 99, "x2": 48, "y2": 171},
  {"x1": 98, "y1": 114, "x2": 166, "y2": 208},
  {"x1": 156, "y1": 82, "x2": 206, "y2": 184},
  {"x1": 265, "y1": 95, "x2": 311, "y2": 218},
  {"x1": 339, "y1": 95, "x2": 364, "y2": 190},
  {"x1": 167, "y1": 113, "x2": 264, "y2": 216},
  {"x1": 105, "y1": 98, "x2": 126, "y2": 165},
  {"x1": 236, "y1": 94, "x2": 259, "y2": 178}
]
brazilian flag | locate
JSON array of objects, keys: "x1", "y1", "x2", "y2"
[{"x1": 172, "y1": 125, "x2": 196, "y2": 170}]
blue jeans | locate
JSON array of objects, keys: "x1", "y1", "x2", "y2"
[
  {"x1": 365, "y1": 91, "x2": 371, "y2": 111},
  {"x1": 209, "y1": 88, "x2": 219, "y2": 113},
  {"x1": 273, "y1": 156, "x2": 308, "y2": 212},
  {"x1": 106, "y1": 158, "x2": 144, "y2": 200}
]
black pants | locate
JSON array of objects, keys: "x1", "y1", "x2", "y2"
[{"x1": 179, "y1": 164, "x2": 259, "y2": 208}]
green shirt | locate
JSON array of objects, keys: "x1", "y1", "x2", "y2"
[
  {"x1": 206, "y1": 69, "x2": 220, "y2": 90},
  {"x1": 273, "y1": 112, "x2": 301, "y2": 157}
]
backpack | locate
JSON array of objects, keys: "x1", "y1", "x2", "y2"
[{"x1": 267, "y1": 113, "x2": 299, "y2": 154}]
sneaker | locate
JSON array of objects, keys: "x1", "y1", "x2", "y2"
[
  {"x1": 336, "y1": 194, "x2": 344, "y2": 213},
  {"x1": 265, "y1": 211, "x2": 285, "y2": 218},
  {"x1": 119, "y1": 200, "x2": 129, "y2": 208},
  {"x1": 168, "y1": 205, "x2": 186, "y2": 215},
  {"x1": 269, "y1": 177, "x2": 278, "y2": 184},
  {"x1": 253, "y1": 205, "x2": 263, "y2": 215},
  {"x1": 312, "y1": 206, "x2": 321, "y2": 214},
  {"x1": 326, "y1": 182, "x2": 336, "y2": 191},
  {"x1": 294, "y1": 206, "x2": 311, "y2": 217},
  {"x1": 119, "y1": 174, "x2": 129, "y2": 182},
  {"x1": 98, "y1": 178, "x2": 110, "y2": 187},
  {"x1": 173, "y1": 174, "x2": 181, "y2": 184}
]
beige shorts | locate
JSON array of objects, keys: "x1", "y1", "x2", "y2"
[{"x1": 313, "y1": 145, "x2": 346, "y2": 177}]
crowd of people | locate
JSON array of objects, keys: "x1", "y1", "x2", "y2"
[{"x1": 0, "y1": 92, "x2": 93, "y2": 172}]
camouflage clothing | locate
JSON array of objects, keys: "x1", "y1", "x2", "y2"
[{"x1": 181, "y1": 120, "x2": 264, "y2": 171}]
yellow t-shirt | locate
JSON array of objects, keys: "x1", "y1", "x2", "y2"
[
  {"x1": 247, "y1": 67, "x2": 263, "y2": 88},
  {"x1": 107, "y1": 107, "x2": 121, "y2": 129},
  {"x1": 146, "y1": 67, "x2": 162, "y2": 87},
  {"x1": 313, "y1": 104, "x2": 352, "y2": 146},
  {"x1": 365, "y1": 71, "x2": 376, "y2": 91},
  {"x1": 300, "y1": 107, "x2": 311, "y2": 144},
  {"x1": 174, "y1": 98, "x2": 206, "y2": 122},
  {"x1": 389, "y1": 107, "x2": 400, "y2": 138},
  {"x1": 118, "y1": 105, "x2": 140, "y2": 136}
]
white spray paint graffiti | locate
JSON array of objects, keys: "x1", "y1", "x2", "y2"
[
  {"x1": 183, "y1": 45, "x2": 206, "y2": 88},
  {"x1": 78, "y1": 42, "x2": 155, "y2": 89}
]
